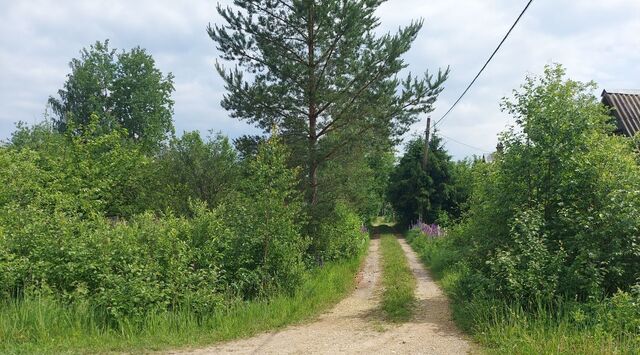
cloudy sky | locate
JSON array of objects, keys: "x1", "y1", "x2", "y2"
[{"x1": 1, "y1": 0, "x2": 639, "y2": 158}]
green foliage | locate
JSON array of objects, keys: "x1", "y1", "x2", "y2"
[
  {"x1": 486, "y1": 208, "x2": 565, "y2": 301},
  {"x1": 387, "y1": 135, "x2": 467, "y2": 226},
  {"x1": 0, "y1": 206, "x2": 225, "y2": 319},
  {"x1": 155, "y1": 131, "x2": 240, "y2": 215},
  {"x1": 406, "y1": 230, "x2": 640, "y2": 354},
  {"x1": 209, "y1": 0, "x2": 448, "y2": 211},
  {"x1": 402, "y1": 64, "x2": 640, "y2": 353},
  {"x1": 49, "y1": 40, "x2": 175, "y2": 153},
  {"x1": 217, "y1": 135, "x2": 310, "y2": 297},
  {"x1": 0, "y1": 132, "x2": 310, "y2": 318},
  {"x1": 4, "y1": 116, "x2": 153, "y2": 217},
  {"x1": 0, "y1": 247, "x2": 366, "y2": 354},
  {"x1": 380, "y1": 233, "x2": 415, "y2": 322},
  {"x1": 318, "y1": 143, "x2": 395, "y2": 220},
  {"x1": 457, "y1": 65, "x2": 640, "y2": 302},
  {"x1": 316, "y1": 201, "x2": 369, "y2": 262}
]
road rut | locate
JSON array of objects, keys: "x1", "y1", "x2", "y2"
[{"x1": 171, "y1": 235, "x2": 472, "y2": 354}]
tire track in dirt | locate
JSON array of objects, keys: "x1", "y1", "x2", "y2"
[{"x1": 170, "y1": 234, "x2": 472, "y2": 354}]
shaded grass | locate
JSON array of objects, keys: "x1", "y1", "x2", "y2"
[
  {"x1": 379, "y1": 233, "x2": 415, "y2": 322},
  {"x1": 405, "y1": 229, "x2": 640, "y2": 354},
  {"x1": 0, "y1": 243, "x2": 368, "y2": 354}
]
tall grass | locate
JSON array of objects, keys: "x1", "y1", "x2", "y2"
[
  {"x1": 0, "y1": 245, "x2": 367, "y2": 354},
  {"x1": 380, "y1": 233, "x2": 416, "y2": 322},
  {"x1": 406, "y1": 229, "x2": 640, "y2": 354}
]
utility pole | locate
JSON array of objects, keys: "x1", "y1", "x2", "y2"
[
  {"x1": 418, "y1": 116, "x2": 432, "y2": 224},
  {"x1": 422, "y1": 116, "x2": 431, "y2": 171}
]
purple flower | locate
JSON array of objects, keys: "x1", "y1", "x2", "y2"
[{"x1": 412, "y1": 220, "x2": 443, "y2": 238}]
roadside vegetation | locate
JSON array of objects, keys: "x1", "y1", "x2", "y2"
[
  {"x1": 402, "y1": 65, "x2": 640, "y2": 354},
  {"x1": 0, "y1": 245, "x2": 366, "y2": 354},
  {"x1": 3, "y1": 0, "x2": 638, "y2": 352},
  {"x1": 380, "y1": 233, "x2": 416, "y2": 322},
  {"x1": 0, "y1": 0, "x2": 441, "y2": 352}
]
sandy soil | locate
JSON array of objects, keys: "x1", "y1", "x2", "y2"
[{"x1": 169, "y1": 235, "x2": 472, "y2": 355}]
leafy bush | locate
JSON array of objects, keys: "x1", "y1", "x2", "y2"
[
  {"x1": 5, "y1": 116, "x2": 154, "y2": 218},
  {"x1": 0, "y1": 132, "x2": 308, "y2": 319},
  {"x1": 406, "y1": 228, "x2": 640, "y2": 352},
  {"x1": 155, "y1": 131, "x2": 239, "y2": 215},
  {"x1": 0, "y1": 205, "x2": 225, "y2": 319},
  {"x1": 215, "y1": 136, "x2": 309, "y2": 297},
  {"x1": 486, "y1": 208, "x2": 565, "y2": 301},
  {"x1": 316, "y1": 201, "x2": 369, "y2": 262},
  {"x1": 456, "y1": 65, "x2": 640, "y2": 302}
]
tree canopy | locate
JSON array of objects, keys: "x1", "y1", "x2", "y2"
[
  {"x1": 49, "y1": 40, "x2": 175, "y2": 153},
  {"x1": 387, "y1": 134, "x2": 466, "y2": 226},
  {"x1": 208, "y1": 0, "x2": 448, "y2": 209}
]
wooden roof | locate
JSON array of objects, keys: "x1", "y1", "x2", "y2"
[{"x1": 602, "y1": 90, "x2": 640, "y2": 137}]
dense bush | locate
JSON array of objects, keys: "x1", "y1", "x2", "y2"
[
  {"x1": 5, "y1": 117, "x2": 154, "y2": 217},
  {"x1": 455, "y1": 65, "x2": 640, "y2": 302},
  {"x1": 0, "y1": 132, "x2": 313, "y2": 320},
  {"x1": 154, "y1": 131, "x2": 240, "y2": 215},
  {"x1": 215, "y1": 136, "x2": 309, "y2": 297},
  {"x1": 0, "y1": 207, "x2": 225, "y2": 319},
  {"x1": 316, "y1": 201, "x2": 369, "y2": 262},
  {"x1": 407, "y1": 229, "x2": 640, "y2": 352}
]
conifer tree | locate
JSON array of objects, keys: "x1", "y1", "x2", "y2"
[{"x1": 209, "y1": 0, "x2": 448, "y2": 210}]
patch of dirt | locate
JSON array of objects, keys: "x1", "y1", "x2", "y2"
[{"x1": 169, "y1": 235, "x2": 473, "y2": 355}]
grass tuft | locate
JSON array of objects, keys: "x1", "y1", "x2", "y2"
[{"x1": 380, "y1": 233, "x2": 416, "y2": 322}]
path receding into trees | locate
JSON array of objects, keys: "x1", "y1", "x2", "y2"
[{"x1": 171, "y1": 234, "x2": 472, "y2": 355}]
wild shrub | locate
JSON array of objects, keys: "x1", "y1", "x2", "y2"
[
  {"x1": 215, "y1": 136, "x2": 309, "y2": 297},
  {"x1": 0, "y1": 132, "x2": 308, "y2": 319},
  {"x1": 155, "y1": 131, "x2": 240, "y2": 215},
  {"x1": 0, "y1": 206, "x2": 225, "y2": 319},
  {"x1": 5, "y1": 116, "x2": 154, "y2": 217},
  {"x1": 457, "y1": 65, "x2": 640, "y2": 302},
  {"x1": 316, "y1": 201, "x2": 369, "y2": 262}
]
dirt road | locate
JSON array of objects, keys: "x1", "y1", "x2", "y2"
[{"x1": 172, "y1": 235, "x2": 472, "y2": 355}]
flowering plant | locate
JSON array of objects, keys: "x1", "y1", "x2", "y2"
[{"x1": 411, "y1": 220, "x2": 443, "y2": 238}]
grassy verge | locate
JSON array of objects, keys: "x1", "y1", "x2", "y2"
[
  {"x1": 379, "y1": 233, "x2": 415, "y2": 322},
  {"x1": 0, "y1": 244, "x2": 368, "y2": 354},
  {"x1": 405, "y1": 229, "x2": 640, "y2": 354}
]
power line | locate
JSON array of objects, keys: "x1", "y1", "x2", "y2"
[
  {"x1": 433, "y1": 0, "x2": 534, "y2": 128},
  {"x1": 439, "y1": 133, "x2": 492, "y2": 153}
]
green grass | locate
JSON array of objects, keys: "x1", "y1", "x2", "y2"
[
  {"x1": 405, "y1": 229, "x2": 640, "y2": 354},
  {"x1": 470, "y1": 301, "x2": 640, "y2": 354},
  {"x1": 379, "y1": 233, "x2": 416, "y2": 322},
  {"x1": 0, "y1": 245, "x2": 367, "y2": 354}
]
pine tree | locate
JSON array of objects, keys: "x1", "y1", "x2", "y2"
[{"x1": 209, "y1": 0, "x2": 448, "y2": 210}]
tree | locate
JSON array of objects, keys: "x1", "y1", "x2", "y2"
[
  {"x1": 156, "y1": 131, "x2": 240, "y2": 215},
  {"x1": 219, "y1": 134, "x2": 309, "y2": 296},
  {"x1": 460, "y1": 64, "x2": 640, "y2": 301},
  {"x1": 318, "y1": 130, "x2": 394, "y2": 219},
  {"x1": 49, "y1": 40, "x2": 175, "y2": 153},
  {"x1": 209, "y1": 0, "x2": 448, "y2": 211},
  {"x1": 387, "y1": 134, "x2": 461, "y2": 226}
]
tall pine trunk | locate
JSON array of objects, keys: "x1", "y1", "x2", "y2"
[{"x1": 307, "y1": 1, "x2": 318, "y2": 207}]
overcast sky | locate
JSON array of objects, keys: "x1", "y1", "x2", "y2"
[{"x1": 1, "y1": 0, "x2": 639, "y2": 159}]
